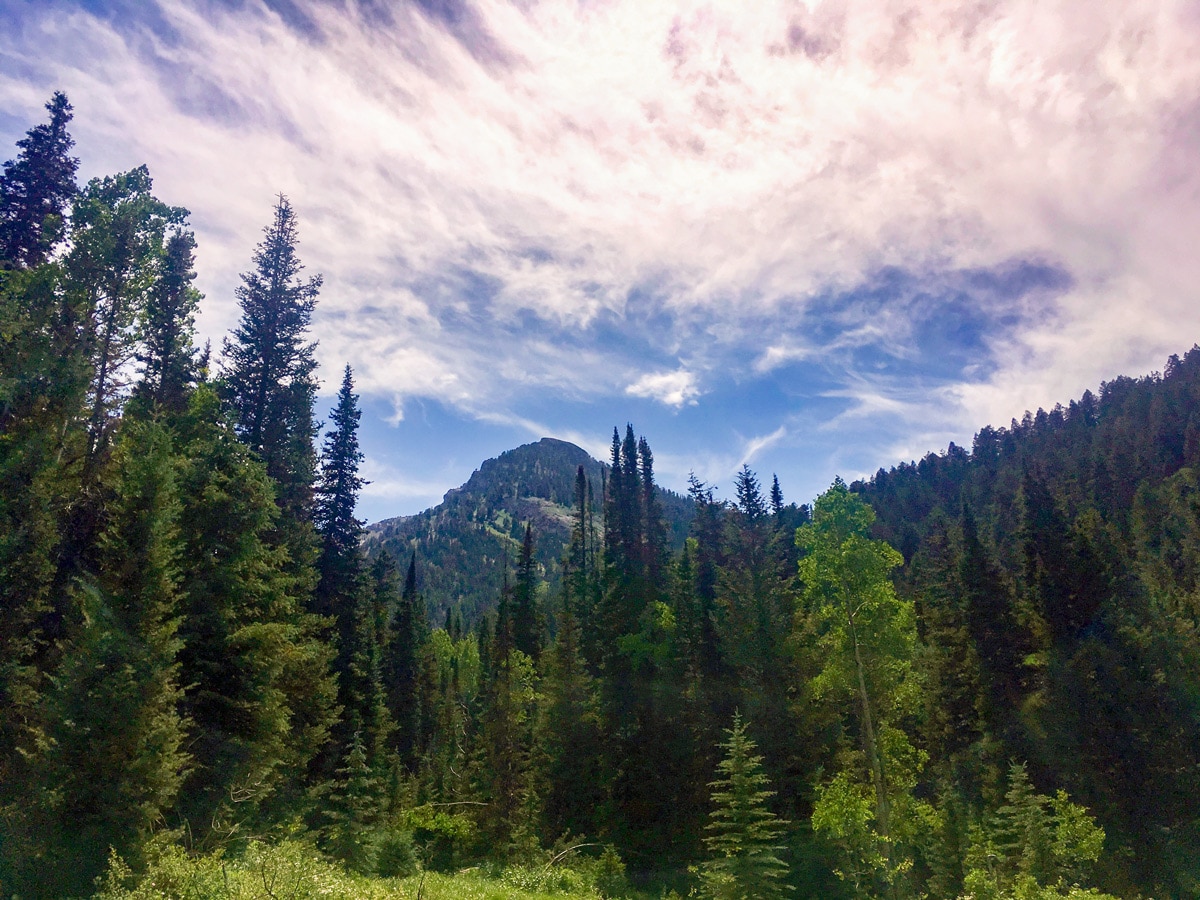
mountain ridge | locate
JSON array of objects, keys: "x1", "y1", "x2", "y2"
[{"x1": 364, "y1": 436, "x2": 694, "y2": 626}]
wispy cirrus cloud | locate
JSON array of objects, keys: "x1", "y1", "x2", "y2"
[{"x1": 3, "y1": 0, "x2": 1199, "y2": 513}]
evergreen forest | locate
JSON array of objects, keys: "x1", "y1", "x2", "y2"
[{"x1": 2, "y1": 94, "x2": 1198, "y2": 900}]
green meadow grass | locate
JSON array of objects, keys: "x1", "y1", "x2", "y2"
[{"x1": 91, "y1": 839, "x2": 645, "y2": 900}]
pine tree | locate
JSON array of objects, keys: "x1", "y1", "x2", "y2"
[
  {"x1": 133, "y1": 227, "x2": 201, "y2": 414},
  {"x1": 734, "y1": 465, "x2": 768, "y2": 522},
  {"x1": 0, "y1": 92, "x2": 78, "y2": 269},
  {"x1": 473, "y1": 582, "x2": 539, "y2": 860},
  {"x1": 770, "y1": 474, "x2": 784, "y2": 519},
  {"x1": 383, "y1": 551, "x2": 432, "y2": 769},
  {"x1": 37, "y1": 420, "x2": 189, "y2": 895},
  {"x1": 220, "y1": 195, "x2": 321, "y2": 526},
  {"x1": 314, "y1": 365, "x2": 367, "y2": 670},
  {"x1": 324, "y1": 730, "x2": 383, "y2": 873},
  {"x1": 315, "y1": 365, "x2": 365, "y2": 595},
  {"x1": 168, "y1": 385, "x2": 337, "y2": 839},
  {"x1": 698, "y1": 713, "x2": 791, "y2": 900},
  {"x1": 511, "y1": 523, "x2": 543, "y2": 662},
  {"x1": 537, "y1": 587, "x2": 604, "y2": 841}
]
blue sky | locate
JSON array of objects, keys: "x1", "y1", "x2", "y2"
[{"x1": 4, "y1": 0, "x2": 1200, "y2": 522}]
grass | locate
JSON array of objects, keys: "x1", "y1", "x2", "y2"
[{"x1": 91, "y1": 839, "x2": 638, "y2": 900}]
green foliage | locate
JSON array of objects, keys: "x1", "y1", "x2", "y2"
[
  {"x1": 0, "y1": 91, "x2": 77, "y2": 268},
  {"x1": 66, "y1": 165, "x2": 188, "y2": 468},
  {"x1": 219, "y1": 195, "x2": 320, "y2": 526},
  {"x1": 38, "y1": 419, "x2": 189, "y2": 894},
  {"x1": 697, "y1": 714, "x2": 791, "y2": 900},
  {"x1": 168, "y1": 385, "x2": 335, "y2": 841},
  {"x1": 959, "y1": 764, "x2": 1110, "y2": 900},
  {"x1": 799, "y1": 480, "x2": 928, "y2": 895},
  {"x1": 375, "y1": 828, "x2": 420, "y2": 878}
]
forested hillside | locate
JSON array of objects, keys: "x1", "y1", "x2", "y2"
[
  {"x1": 852, "y1": 352, "x2": 1200, "y2": 896},
  {"x1": 2, "y1": 94, "x2": 1196, "y2": 900},
  {"x1": 364, "y1": 437, "x2": 693, "y2": 627}
]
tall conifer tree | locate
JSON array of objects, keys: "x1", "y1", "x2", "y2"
[
  {"x1": 314, "y1": 365, "x2": 366, "y2": 620},
  {"x1": 220, "y1": 195, "x2": 321, "y2": 526},
  {"x1": 39, "y1": 421, "x2": 188, "y2": 895},
  {"x1": 511, "y1": 523, "x2": 543, "y2": 662},
  {"x1": 133, "y1": 228, "x2": 201, "y2": 414},
  {"x1": 698, "y1": 713, "x2": 791, "y2": 900},
  {"x1": 0, "y1": 92, "x2": 77, "y2": 269}
]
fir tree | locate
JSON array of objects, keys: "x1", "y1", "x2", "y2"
[
  {"x1": 133, "y1": 228, "x2": 201, "y2": 414},
  {"x1": 314, "y1": 364, "x2": 368, "y2": 690},
  {"x1": 220, "y1": 195, "x2": 321, "y2": 526},
  {"x1": 38, "y1": 420, "x2": 189, "y2": 895},
  {"x1": 511, "y1": 523, "x2": 543, "y2": 662},
  {"x1": 0, "y1": 92, "x2": 78, "y2": 269},
  {"x1": 734, "y1": 464, "x2": 768, "y2": 522},
  {"x1": 323, "y1": 730, "x2": 383, "y2": 873},
  {"x1": 383, "y1": 551, "x2": 432, "y2": 769},
  {"x1": 698, "y1": 713, "x2": 791, "y2": 900},
  {"x1": 537, "y1": 586, "x2": 604, "y2": 841},
  {"x1": 769, "y1": 474, "x2": 784, "y2": 519},
  {"x1": 168, "y1": 386, "x2": 337, "y2": 839}
]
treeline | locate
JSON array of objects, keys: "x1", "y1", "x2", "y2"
[{"x1": 0, "y1": 94, "x2": 1180, "y2": 900}]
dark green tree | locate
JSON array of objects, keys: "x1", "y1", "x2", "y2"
[
  {"x1": 383, "y1": 552, "x2": 433, "y2": 769},
  {"x1": 133, "y1": 228, "x2": 201, "y2": 414},
  {"x1": 168, "y1": 386, "x2": 337, "y2": 840},
  {"x1": 697, "y1": 713, "x2": 791, "y2": 900},
  {"x1": 511, "y1": 523, "x2": 543, "y2": 662},
  {"x1": 0, "y1": 92, "x2": 78, "y2": 269},
  {"x1": 734, "y1": 464, "x2": 768, "y2": 523},
  {"x1": 537, "y1": 583, "x2": 604, "y2": 842},
  {"x1": 323, "y1": 730, "x2": 383, "y2": 873},
  {"x1": 65, "y1": 166, "x2": 186, "y2": 471},
  {"x1": 38, "y1": 420, "x2": 188, "y2": 895},
  {"x1": 220, "y1": 195, "x2": 321, "y2": 527},
  {"x1": 315, "y1": 365, "x2": 365, "y2": 596}
]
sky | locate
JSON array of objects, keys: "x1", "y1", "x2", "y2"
[{"x1": 3, "y1": 0, "x2": 1200, "y2": 523}]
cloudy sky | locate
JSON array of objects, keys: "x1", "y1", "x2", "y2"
[{"x1": 4, "y1": 0, "x2": 1199, "y2": 521}]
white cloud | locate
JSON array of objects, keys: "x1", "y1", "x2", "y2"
[
  {"x1": 625, "y1": 369, "x2": 702, "y2": 408},
  {"x1": 0, "y1": 0, "x2": 1198, "y2": 440}
]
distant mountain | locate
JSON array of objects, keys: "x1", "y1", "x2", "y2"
[{"x1": 364, "y1": 437, "x2": 694, "y2": 627}]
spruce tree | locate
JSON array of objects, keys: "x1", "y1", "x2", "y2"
[
  {"x1": 698, "y1": 713, "x2": 791, "y2": 900},
  {"x1": 0, "y1": 92, "x2": 78, "y2": 269},
  {"x1": 537, "y1": 586, "x2": 604, "y2": 841},
  {"x1": 133, "y1": 228, "x2": 201, "y2": 414},
  {"x1": 324, "y1": 730, "x2": 383, "y2": 873},
  {"x1": 220, "y1": 195, "x2": 321, "y2": 526},
  {"x1": 38, "y1": 420, "x2": 189, "y2": 895},
  {"x1": 315, "y1": 365, "x2": 365, "y2": 597},
  {"x1": 511, "y1": 523, "x2": 543, "y2": 662},
  {"x1": 382, "y1": 552, "x2": 433, "y2": 770},
  {"x1": 734, "y1": 464, "x2": 767, "y2": 522},
  {"x1": 168, "y1": 385, "x2": 337, "y2": 839},
  {"x1": 770, "y1": 474, "x2": 784, "y2": 519}
]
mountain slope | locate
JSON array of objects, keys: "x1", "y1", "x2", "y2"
[
  {"x1": 364, "y1": 437, "x2": 694, "y2": 626},
  {"x1": 851, "y1": 345, "x2": 1200, "y2": 895}
]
